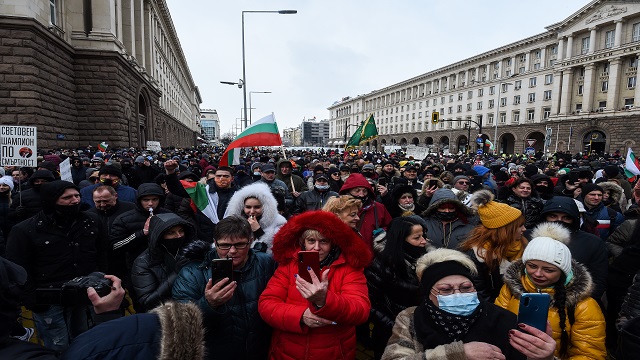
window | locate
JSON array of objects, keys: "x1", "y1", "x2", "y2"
[
  {"x1": 478, "y1": 88, "x2": 484, "y2": 96},
  {"x1": 577, "y1": 84, "x2": 584, "y2": 95},
  {"x1": 500, "y1": 112, "x2": 507, "y2": 123},
  {"x1": 576, "y1": 103, "x2": 583, "y2": 112},
  {"x1": 468, "y1": 91, "x2": 473, "y2": 99},
  {"x1": 629, "y1": 77, "x2": 637, "y2": 89},
  {"x1": 544, "y1": 90, "x2": 552, "y2": 100},
  {"x1": 535, "y1": 50, "x2": 541, "y2": 59},
  {"x1": 418, "y1": 111, "x2": 422, "y2": 118},
  {"x1": 456, "y1": 105, "x2": 461, "y2": 113},
  {"x1": 543, "y1": 108, "x2": 551, "y2": 119},
  {"x1": 467, "y1": 103, "x2": 472, "y2": 111},
  {"x1": 506, "y1": 70, "x2": 512, "y2": 77},
  {"x1": 529, "y1": 77, "x2": 537, "y2": 87},
  {"x1": 528, "y1": 93, "x2": 536, "y2": 102},
  {"x1": 527, "y1": 109, "x2": 535, "y2": 121},
  {"x1": 433, "y1": 99, "x2": 437, "y2": 106},
  {"x1": 419, "y1": 102, "x2": 423, "y2": 109},
  {"x1": 513, "y1": 111, "x2": 520, "y2": 122},
  {"x1": 501, "y1": 83, "x2": 509, "y2": 92},
  {"x1": 500, "y1": 97, "x2": 507, "y2": 106},
  {"x1": 605, "y1": 30, "x2": 615, "y2": 49},
  {"x1": 506, "y1": 59, "x2": 512, "y2": 66},
  {"x1": 514, "y1": 80, "x2": 522, "y2": 90},
  {"x1": 551, "y1": 45, "x2": 558, "y2": 54},
  {"x1": 630, "y1": 58, "x2": 638, "y2": 68},
  {"x1": 514, "y1": 95, "x2": 521, "y2": 105},
  {"x1": 534, "y1": 63, "x2": 541, "y2": 70},
  {"x1": 489, "y1": 86, "x2": 495, "y2": 95},
  {"x1": 625, "y1": 98, "x2": 634, "y2": 109},
  {"x1": 458, "y1": 93, "x2": 463, "y2": 101},
  {"x1": 602, "y1": 81, "x2": 609, "y2": 92},
  {"x1": 598, "y1": 101, "x2": 607, "y2": 109},
  {"x1": 582, "y1": 37, "x2": 590, "y2": 54},
  {"x1": 449, "y1": 107, "x2": 454, "y2": 114},
  {"x1": 487, "y1": 113, "x2": 494, "y2": 124},
  {"x1": 603, "y1": 63, "x2": 610, "y2": 73},
  {"x1": 477, "y1": 101, "x2": 483, "y2": 110},
  {"x1": 634, "y1": 23, "x2": 640, "y2": 42},
  {"x1": 519, "y1": 67, "x2": 525, "y2": 74},
  {"x1": 549, "y1": 59, "x2": 556, "y2": 66},
  {"x1": 49, "y1": 0, "x2": 57, "y2": 25},
  {"x1": 440, "y1": 97, "x2": 445, "y2": 104},
  {"x1": 449, "y1": 95, "x2": 454, "y2": 103},
  {"x1": 489, "y1": 99, "x2": 495, "y2": 108}
]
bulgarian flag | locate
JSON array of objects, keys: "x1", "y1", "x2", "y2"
[
  {"x1": 624, "y1": 147, "x2": 640, "y2": 181},
  {"x1": 220, "y1": 113, "x2": 283, "y2": 166},
  {"x1": 180, "y1": 180, "x2": 219, "y2": 224},
  {"x1": 98, "y1": 141, "x2": 108, "y2": 152}
]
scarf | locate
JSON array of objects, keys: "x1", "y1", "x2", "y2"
[
  {"x1": 504, "y1": 239, "x2": 523, "y2": 261},
  {"x1": 414, "y1": 300, "x2": 483, "y2": 345},
  {"x1": 320, "y1": 246, "x2": 341, "y2": 268},
  {"x1": 398, "y1": 203, "x2": 415, "y2": 213}
]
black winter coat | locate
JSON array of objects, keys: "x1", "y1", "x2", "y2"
[
  {"x1": 9, "y1": 188, "x2": 43, "y2": 225},
  {"x1": 86, "y1": 200, "x2": 136, "y2": 274},
  {"x1": 501, "y1": 194, "x2": 544, "y2": 229},
  {"x1": 292, "y1": 188, "x2": 339, "y2": 214}
]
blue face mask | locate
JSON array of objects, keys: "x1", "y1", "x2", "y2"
[{"x1": 437, "y1": 292, "x2": 480, "y2": 316}]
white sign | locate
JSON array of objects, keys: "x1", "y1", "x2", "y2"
[
  {"x1": 59, "y1": 158, "x2": 73, "y2": 182},
  {"x1": 146, "y1": 141, "x2": 162, "y2": 152},
  {"x1": 526, "y1": 139, "x2": 536, "y2": 147},
  {"x1": 0, "y1": 126, "x2": 38, "y2": 167},
  {"x1": 406, "y1": 145, "x2": 429, "y2": 160},
  {"x1": 383, "y1": 145, "x2": 402, "y2": 154}
]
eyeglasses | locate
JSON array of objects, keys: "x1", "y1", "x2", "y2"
[
  {"x1": 457, "y1": 181, "x2": 469, "y2": 185},
  {"x1": 431, "y1": 282, "x2": 475, "y2": 296},
  {"x1": 216, "y1": 241, "x2": 251, "y2": 250}
]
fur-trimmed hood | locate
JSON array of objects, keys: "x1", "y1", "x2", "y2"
[
  {"x1": 150, "y1": 301, "x2": 205, "y2": 360},
  {"x1": 503, "y1": 260, "x2": 593, "y2": 307},
  {"x1": 599, "y1": 181, "x2": 624, "y2": 203},
  {"x1": 271, "y1": 210, "x2": 373, "y2": 269},
  {"x1": 224, "y1": 182, "x2": 283, "y2": 228}
]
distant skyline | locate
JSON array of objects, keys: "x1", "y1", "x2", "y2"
[{"x1": 166, "y1": 0, "x2": 589, "y2": 135}]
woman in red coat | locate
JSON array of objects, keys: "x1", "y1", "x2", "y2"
[{"x1": 258, "y1": 210, "x2": 372, "y2": 360}]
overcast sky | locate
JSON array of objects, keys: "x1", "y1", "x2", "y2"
[{"x1": 165, "y1": 0, "x2": 589, "y2": 135}]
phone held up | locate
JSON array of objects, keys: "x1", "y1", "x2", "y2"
[
  {"x1": 298, "y1": 251, "x2": 320, "y2": 283},
  {"x1": 211, "y1": 258, "x2": 233, "y2": 285},
  {"x1": 517, "y1": 293, "x2": 551, "y2": 332}
]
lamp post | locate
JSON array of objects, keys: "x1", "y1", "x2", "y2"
[
  {"x1": 249, "y1": 91, "x2": 272, "y2": 124},
  {"x1": 493, "y1": 82, "x2": 513, "y2": 155},
  {"x1": 241, "y1": 10, "x2": 297, "y2": 129}
]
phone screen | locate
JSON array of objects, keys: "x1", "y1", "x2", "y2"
[
  {"x1": 211, "y1": 258, "x2": 233, "y2": 285},
  {"x1": 298, "y1": 251, "x2": 320, "y2": 283}
]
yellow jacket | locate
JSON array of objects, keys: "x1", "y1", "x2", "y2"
[{"x1": 494, "y1": 260, "x2": 606, "y2": 360}]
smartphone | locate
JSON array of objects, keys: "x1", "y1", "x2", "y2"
[
  {"x1": 569, "y1": 171, "x2": 579, "y2": 184},
  {"x1": 378, "y1": 178, "x2": 387, "y2": 187},
  {"x1": 211, "y1": 258, "x2": 233, "y2": 285},
  {"x1": 298, "y1": 251, "x2": 320, "y2": 283},
  {"x1": 429, "y1": 179, "x2": 439, "y2": 188},
  {"x1": 517, "y1": 293, "x2": 551, "y2": 332}
]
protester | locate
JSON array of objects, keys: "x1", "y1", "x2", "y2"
[{"x1": 420, "y1": 188, "x2": 477, "y2": 250}]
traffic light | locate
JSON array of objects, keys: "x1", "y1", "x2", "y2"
[{"x1": 431, "y1": 112, "x2": 440, "y2": 124}]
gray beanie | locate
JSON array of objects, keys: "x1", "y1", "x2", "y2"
[
  {"x1": 134, "y1": 156, "x2": 145, "y2": 164},
  {"x1": 452, "y1": 175, "x2": 470, "y2": 184}
]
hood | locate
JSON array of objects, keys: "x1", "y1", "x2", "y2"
[
  {"x1": 223, "y1": 182, "x2": 280, "y2": 227},
  {"x1": 136, "y1": 183, "x2": 166, "y2": 210},
  {"x1": 503, "y1": 260, "x2": 593, "y2": 307},
  {"x1": 599, "y1": 181, "x2": 624, "y2": 203},
  {"x1": 539, "y1": 196, "x2": 580, "y2": 230},
  {"x1": 422, "y1": 188, "x2": 474, "y2": 217},
  {"x1": 40, "y1": 180, "x2": 79, "y2": 213},
  {"x1": 149, "y1": 301, "x2": 205, "y2": 360},
  {"x1": 530, "y1": 174, "x2": 554, "y2": 193},
  {"x1": 272, "y1": 210, "x2": 372, "y2": 269},
  {"x1": 29, "y1": 169, "x2": 56, "y2": 186},
  {"x1": 339, "y1": 173, "x2": 375, "y2": 200},
  {"x1": 148, "y1": 213, "x2": 195, "y2": 256}
]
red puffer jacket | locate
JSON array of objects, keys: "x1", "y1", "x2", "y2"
[{"x1": 259, "y1": 210, "x2": 372, "y2": 360}]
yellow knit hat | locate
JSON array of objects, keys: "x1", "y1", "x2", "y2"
[{"x1": 470, "y1": 190, "x2": 522, "y2": 228}]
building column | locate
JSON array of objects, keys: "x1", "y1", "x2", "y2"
[
  {"x1": 607, "y1": 58, "x2": 622, "y2": 110},
  {"x1": 540, "y1": 47, "x2": 547, "y2": 69},
  {"x1": 566, "y1": 35, "x2": 574, "y2": 58},
  {"x1": 552, "y1": 70, "x2": 563, "y2": 114},
  {"x1": 560, "y1": 68, "x2": 574, "y2": 114},
  {"x1": 558, "y1": 37, "x2": 565, "y2": 61},
  {"x1": 634, "y1": 56, "x2": 640, "y2": 107},
  {"x1": 122, "y1": 0, "x2": 135, "y2": 55},
  {"x1": 583, "y1": 63, "x2": 597, "y2": 111},
  {"x1": 134, "y1": 0, "x2": 146, "y2": 67},
  {"x1": 523, "y1": 53, "x2": 530, "y2": 72},
  {"x1": 589, "y1": 27, "x2": 597, "y2": 54},
  {"x1": 614, "y1": 20, "x2": 623, "y2": 47},
  {"x1": 90, "y1": 0, "x2": 117, "y2": 38}
]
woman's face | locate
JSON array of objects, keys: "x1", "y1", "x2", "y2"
[
  {"x1": 525, "y1": 260, "x2": 562, "y2": 288},
  {"x1": 303, "y1": 234, "x2": 332, "y2": 262},
  {"x1": 603, "y1": 190, "x2": 610, "y2": 201},
  {"x1": 428, "y1": 274, "x2": 475, "y2": 306},
  {"x1": 512, "y1": 182, "x2": 532, "y2": 198},
  {"x1": 244, "y1": 198, "x2": 263, "y2": 218},
  {"x1": 338, "y1": 206, "x2": 360, "y2": 229},
  {"x1": 0, "y1": 183, "x2": 10, "y2": 192},
  {"x1": 405, "y1": 225, "x2": 426, "y2": 247},
  {"x1": 398, "y1": 193, "x2": 414, "y2": 206}
]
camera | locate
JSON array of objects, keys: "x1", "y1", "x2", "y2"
[{"x1": 36, "y1": 272, "x2": 113, "y2": 306}]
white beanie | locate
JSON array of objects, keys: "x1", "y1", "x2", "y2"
[
  {"x1": 522, "y1": 222, "x2": 573, "y2": 278},
  {"x1": 0, "y1": 176, "x2": 14, "y2": 191}
]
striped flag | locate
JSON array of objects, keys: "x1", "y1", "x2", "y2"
[
  {"x1": 181, "y1": 180, "x2": 219, "y2": 224},
  {"x1": 98, "y1": 141, "x2": 108, "y2": 151},
  {"x1": 624, "y1": 147, "x2": 640, "y2": 180},
  {"x1": 220, "y1": 114, "x2": 282, "y2": 166}
]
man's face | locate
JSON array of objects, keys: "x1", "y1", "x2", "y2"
[
  {"x1": 262, "y1": 170, "x2": 276, "y2": 181},
  {"x1": 584, "y1": 190, "x2": 603, "y2": 208},
  {"x1": 404, "y1": 169, "x2": 417, "y2": 180},
  {"x1": 215, "y1": 236, "x2": 251, "y2": 270},
  {"x1": 280, "y1": 165, "x2": 291, "y2": 175},
  {"x1": 453, "y1": 178, "x2": 469, "y2": 191},
  {"x1": 383, "y1": 164, "x2": 394, "y2": 173},
  {"x1": 545, "y1": 212, "x2": 574, "y2": 225},
  {"x1": 56, "y1": 188, "x2": 81, "y2": 206},
  {"x1": 93, "y1": 189, "x2": 118, "y2": 211},
  {"x1": 139, "y1": 195, "x2": 160, "y2": 211},
  {"x1": 214, "y1": 170, "x2": 233, "y2": 188},
  {"x1": 99, "y1": 173, "x2": 120, "y2": 186}
]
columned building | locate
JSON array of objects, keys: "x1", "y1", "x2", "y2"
[
  {"x1": 0, "y1": 0, "x2": 201, "y2": 149},
  {"x1": 328, "y1": 0, "x2": 640, "y2": 155}
]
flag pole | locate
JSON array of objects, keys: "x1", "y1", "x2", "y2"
[
  {"x1": 567, "y1": 126, "x2": 572, "y2": 152},
  {"x1": 554, "y1": 123, "x2": 559, "y2": 153}
]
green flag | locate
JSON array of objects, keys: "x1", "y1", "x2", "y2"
[
  {"x1": 359, "y1": 114, "x2": 378, "y2": 145},
  {"x1": 345, "y1": 121, "x2": 364, "y2": 149}
]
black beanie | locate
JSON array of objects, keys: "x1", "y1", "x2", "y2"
[
  {"x1": 604, "y1": 165, "x2": 620, "y2": 178},
  {"x1": 420, "y1": 261, "x2": 474, "y2": 292},
  {"x1": 581, "y1": 183, "x2": 603, "y2": 196},
  {"x1": 40, "y1": 180, "x2": 79, "y2": 213},
  {"x1": 98, "y1": 165, "x2": 123, "y2": 179}
]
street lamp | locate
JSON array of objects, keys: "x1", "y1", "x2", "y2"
[
  {"x1": 493, "y1": 81, "x2": 513, "y2": 155},
  {"x1": 249, "y1": 91, "x2": 272, "y2": 124},
  {"x1": 241, "y1": 10, "x2": 297, "y2": 129},
  {"x1": 220, "y1": 79, "x2": 244, "y2": 88}
]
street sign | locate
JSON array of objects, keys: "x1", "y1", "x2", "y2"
[
  {"x1": 0, "y1": 125, "x2": 37, "y2": 167},
  {"x1": 476, "y1": 137, "x2": 484, "y2": 144},
  {"x1": 525, "y1": 147, "x2": 535, "y2": 155},
  {"x1": 476, "y1": 149, "x2": 483, "y2": 155},
  {"x1": 526, "y1": 139, "x2": 536, "y2": 147}
]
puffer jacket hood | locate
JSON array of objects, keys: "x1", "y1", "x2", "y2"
[
  {"x1": 148, "y1": 213, "x2": 196, "y2": 261},
  {"x1": 272, "y1": 210, "x2": 373, "y2": 269},
  {"x1": 339, "y1": 173, "x2": 375, "y2": 200},
  {"x1": 599, "y1": 181, "x2": 624, "y2": 204},
  {"x1": 539, "y1": 196, "x2": 580, "y2": 231},
  {"x1": 136, "y1": 183, "x2": 166, "y2": 210},
  {"x1": 421, "y1": 188, "x2": 474, "y2": 217}
]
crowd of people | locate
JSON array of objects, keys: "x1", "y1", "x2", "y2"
[{"x1": 0, "y1": 145, "x2": 638, "y2": 359}]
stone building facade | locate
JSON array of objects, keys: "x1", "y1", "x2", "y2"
[
  {"x1": 328, "y1": 0, "x2": 640, "y2": 156},
  {"x1": 0, "y1": 0, "x2": 201, "y2": 150}
]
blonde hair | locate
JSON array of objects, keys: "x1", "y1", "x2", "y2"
[{"x1": 322, "y1": 195, "x2": 362, "y2": 215}]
